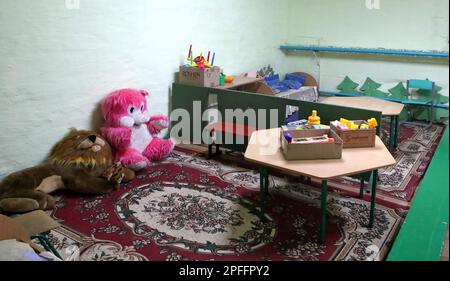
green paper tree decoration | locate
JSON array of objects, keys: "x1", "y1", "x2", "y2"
[
  {"x1": 436, "y1": 93, "x2": 449, "y2": 104},
  {"x1": 388, "y1": 82, "x2": 409, "y2": 100},
  {"x1": 409, "y1": 85, "x2": 449, "y2": 104},
  {"x1": 416, "y1": 85, "x2": 443, "y2": 99},
  {"x1": 337, "y1": 76, "x2": 361, "y2": 94},
  {"x1": 360, "y1": 77, "x2": 382, "y2": 96}
]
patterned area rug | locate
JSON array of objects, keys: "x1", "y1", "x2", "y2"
[
  {"x1": 47, "y1": 149, "x2": 402, "y2": 261},
  {"x1": 328, "y1": 121, "x2": 444, "y2": 206},
  {"x1": 44, "y1": 122, "x2": 443, "y2": 261}
]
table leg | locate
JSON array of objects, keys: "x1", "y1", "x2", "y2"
[
  {"x1": 369, "y1": 170, "x2": 378, "y2": 228},
  {"x1": 394, "y1": 116, "x2": 400, "y2": 148},
  {"x1": 208, "y1": 144, "x2": 213, "y2": 159},
  {"x1": 319, "y1": 180, "x2": 328, "y2": 244},
  {"x1": 259, "y1": 167, "x2": 269, "y2": 221},
  {"x1": 389, "y1": 116, "x2": 395, "y2": 152},
  {"x1": 359, "y1": 178, "x2": 365, "y2": 198},
  {"x1": 264, "y1": 168, "x2": 269, "y2": 195},
  {"x1": 215, "y1": 144, "x2": 221, "y2": 155}
]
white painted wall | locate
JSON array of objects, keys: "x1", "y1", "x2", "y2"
[
  {"x1": 0, "y1": 0, "x2": 448, "y2": 180},
  {"x1": 0, "y1": 0, "x2": 290, "y2": 179},
  {"x1": 283, "y1": 0, "x2": 449, "y2": 94}
]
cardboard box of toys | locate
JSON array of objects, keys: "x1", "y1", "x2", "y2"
[
  {"x1": 330, "y1": 118, "x2": 377, "y2": 148},
  {"x1": 179, "y1": 65, "x2": 221, "y2": 88},
  {"x1": 179, "y1": 45, "x2": 221, "y2": 88},
  {"x1": 280, "y1": 128, "x2": 343, "y2": 161}
]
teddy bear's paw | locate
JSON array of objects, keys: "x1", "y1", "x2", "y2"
[{"x1": 153, "y1": 119, "x2": 170, "y2": 130}]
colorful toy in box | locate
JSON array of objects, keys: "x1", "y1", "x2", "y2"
[
  {"x1": 287, "y1": 120, "x2": 308, "y2": 127},
  {"x1": 282, "y1": 123, "x2": 324, "y2": 131},
  {"x1": 308, "y1": 110, "x2": 321, "y2": 125},
  {"x1": 292, "y1": 135, "x2": 335, "y2": 144},
  {"x1": 283, "y1": 132, "x2": 334, "y2": 144},
  {"x1": 367, "y1": 118, "x2": 378, "y2": 129},
  {"x1": 331, "y1": 118, "x2": 379, "y2": 131},
  {"x1": 186, "y1": 45, "x2": 215, "y2": 69},
  {"x1": 283, "y1": 132, "x2": 293, "y2": 143}
]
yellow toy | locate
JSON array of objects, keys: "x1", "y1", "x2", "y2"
[
  {"x1": 367, "y1": 118, "x2": 378, "y2": 129},
  {"x1": 339, "y1": 118, "x2": 351, "y2": 128},
  {"x1": 350, "y1": 123, "x2": 359, "y2": 130},
  {"x1": 308, "y1": 111, "x2": 321, "y2": 125},
  {"x1": 224, "y1": 76, "x2": 235, "y2": 83},
  {"x1": 360, "y1": 124, "x2": 369, "y2": 129}
]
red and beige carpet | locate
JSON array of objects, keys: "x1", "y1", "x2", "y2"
[
  {"x1": 45, "y1": 122, "x2": 444, "y2": 261},
  {"x1": 329, "y1": 121, "x2": 444, "y2": 207}
]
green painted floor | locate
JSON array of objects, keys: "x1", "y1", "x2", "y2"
[{"x1": 388, "y1": 126, "x2": 449, "y2": 261}]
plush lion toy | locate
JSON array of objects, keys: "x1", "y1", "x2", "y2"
[{"x1": 0, "y1": 129, "x2": 135, "y2": 213}]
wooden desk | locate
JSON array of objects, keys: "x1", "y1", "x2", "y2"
[
  {"x1": 321, "y1": 97, "x2": 405, "y2": 152},
  {"x1": 214, "y1": 76, "x2": 263, "y2": 90},
  {"x1": 244, "y1": 128, "x2": 396, "y2": 243}
]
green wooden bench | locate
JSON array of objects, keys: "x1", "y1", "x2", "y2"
[{"x1": 388, "y1": 126, "x2": 449, "y2": 261}]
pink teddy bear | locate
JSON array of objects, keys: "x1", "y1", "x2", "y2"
[{"x1": 100, "y1": 89, "x2": 174, "y2": 171}]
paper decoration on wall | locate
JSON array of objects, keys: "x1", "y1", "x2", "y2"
[
  {"x1": 436, "y1": 93, "x2": 449, "y2": 104},
  {"x1": 360, "y1": 77, "x2": 381, "y2": 92},
  {"x1": 242, "y1": 65, "x2": 275, "y2": 79},
  {"x1": 388, "y1": 82, "x2": 408, "y2": 100},
  {"x1": 360, "y1": 77, "x2": 388, "y2": 97},
  {"x1": 416, "y1": 85, "x2": 449, "y2": 104},
  {"x1": 337, "y1": 76, "x2": 361, "y2": 94}
]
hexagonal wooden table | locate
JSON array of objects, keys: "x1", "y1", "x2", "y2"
[{"x1": 244, "y1": 128, "x2": 396, "y2": 244}]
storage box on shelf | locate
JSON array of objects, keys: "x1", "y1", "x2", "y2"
[{"x1": 179, "y1": 65, "x2": 221, "y2": 88}]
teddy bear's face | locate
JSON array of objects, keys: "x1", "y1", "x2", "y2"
[
  {"x1": 102, "y1": 89, "x2": 150, "y2": 128},
  {"x1": 120, "y1": 101, "x2": 150, "y2": 128}
]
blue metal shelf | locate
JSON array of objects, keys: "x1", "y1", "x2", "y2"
[{"x1": 280, "y1": 45, "x2": 449, "y2": 58}]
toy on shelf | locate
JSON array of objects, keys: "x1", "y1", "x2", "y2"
[
  {"x1": 308, "y1": 110, "x2": 321, "y2": 125},
  {"x1": 186, "y1": 45, "x2": 215, "y2": 69},
  {"x1": 219, "y1": 72, "x2": 226, "y2": 86},
  {"x1": 180, "y1": 45, "x2": 221, "y2": 87},
  {"x1": 224, "y1": 76, "x2": 235, "y2": 83}
]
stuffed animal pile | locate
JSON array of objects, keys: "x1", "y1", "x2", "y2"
[{"x1": 0, "y1": 88, "x2": 174, "y2": 214}]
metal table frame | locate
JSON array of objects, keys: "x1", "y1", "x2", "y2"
[{"x1": 258, "y1": 167, "x2": 379, "y2": 244}]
